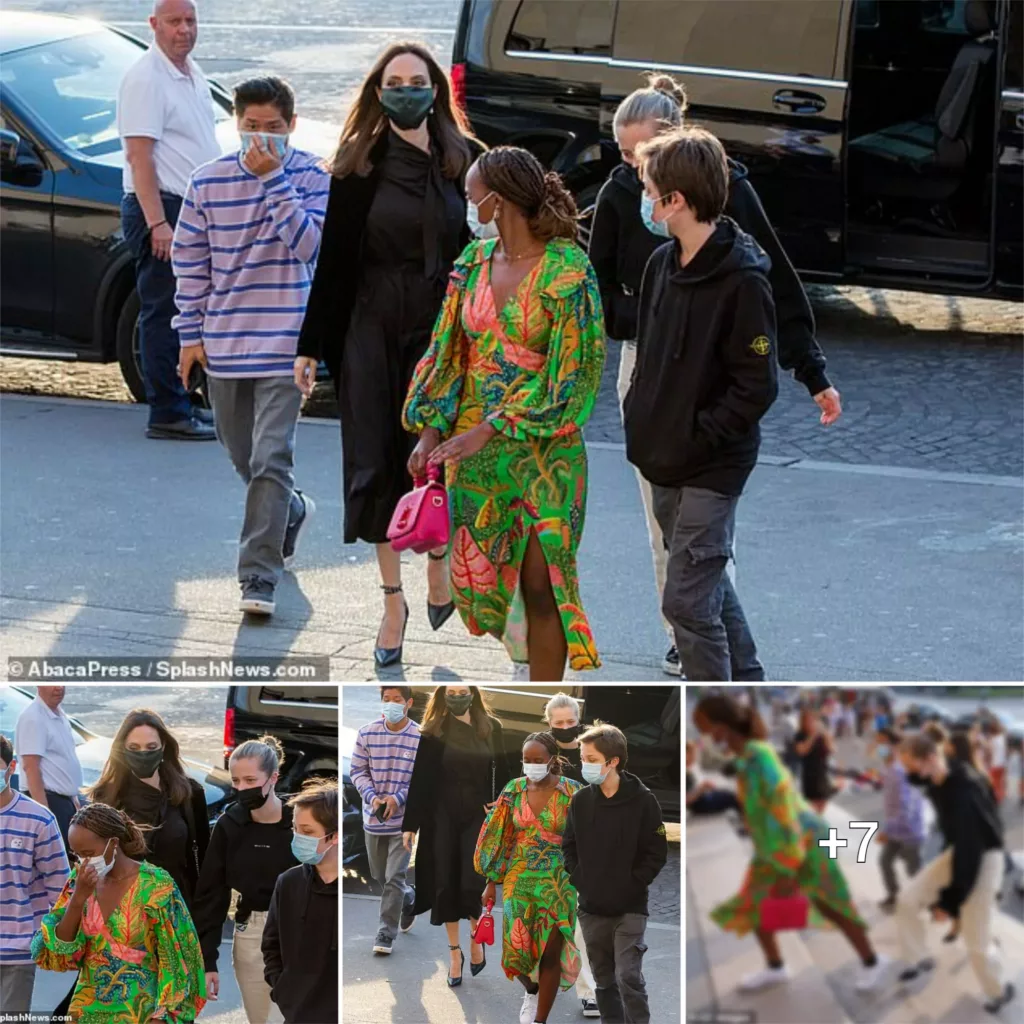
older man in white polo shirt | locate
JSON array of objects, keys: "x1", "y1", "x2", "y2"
[
  {"x1": 14, "y1": 686, "x2": 83, "y2": 852},
  {"x1": 117, "y1": 0, "x2": 219, "y2": 440}
]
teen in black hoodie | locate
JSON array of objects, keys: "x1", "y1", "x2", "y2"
[
  {"x1": 590, "y1": 74, "x2": 841, "y2": 679},
  {"x1": 563, "y1": 724, "x2": 667, "y2": 1024},
  {"x1": 262, "y1": 778, "x2": 339, "y2": 1024},
  {"x1": 624, "y1": 126, "x2": 777, "y2": 683}
]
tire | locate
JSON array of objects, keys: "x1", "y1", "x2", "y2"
[{"x1": 115, "y1": 289, "x2": 146, "y2": 403}]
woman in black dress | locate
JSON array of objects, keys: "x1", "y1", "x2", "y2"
[
  {"x1": 295, "y1": 42, "x2": 481, "y2": 668},
  {"x1": 794, "y1": 707, "x2": 835, "y2": 813},
  {"x1": 85, "y1": 708, "x2": 210, "y2": 912},
  {"x1": 401, "y1": 686, "x2": 511, "y2": 987}
]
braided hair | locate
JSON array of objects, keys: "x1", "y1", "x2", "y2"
[
  {"x1": 693, "y1": 694, "x2": 769, "y2": 741},
  {"x1": 523, "y1": 731, "x2": 570, "y2": 777},
  {"x1": 476, "y1": 147, "x2": 578, "y2": 242},
  {"x1": 70, "y1": 803, "x2": 151, "y2": 857}
]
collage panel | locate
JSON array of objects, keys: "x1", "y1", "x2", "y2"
[
  {"x1": 685, "y1": 685, "x2": 1024, "y2": 1024},
  {"x1": 0, "y1": 683, "x2": 340, "y2": 1023},
  {"x1": 341, "y1": 683, "x2": 682, "y2": 1024}
]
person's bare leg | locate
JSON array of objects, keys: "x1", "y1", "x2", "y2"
[
  {"x1": 444, "y1": 921, "x2": 463, "y2": 979},
  {"x1": 535, "y1": 926, "x2": 565, "y2": 1023},
  {"x1": 521, "y1": 529, "x2": 567, "y2": 682},
  {"x1": 427, "y1": 546, "x2": 451, "y2": 605},
  {"x1": 754, "y1": 928, "x2": 783, "y2": 965},
  {"x1": 376, "y1": 543, "x2": 406, "y2": 648},
  {"x1": 811, "y1": 898, "x2": 876, "y2": 963}
]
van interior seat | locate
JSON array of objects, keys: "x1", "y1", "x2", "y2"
[{"x1": 849, "y1": 0, "x2": 997, "y2": 198}]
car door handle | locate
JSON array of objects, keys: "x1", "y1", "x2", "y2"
[{"x1": 772, "y1": 89, "x2": 827, "y2": 115}]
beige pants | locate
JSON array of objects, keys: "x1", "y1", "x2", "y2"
[
  {"x1": 232, "y1": 910, "x2": 284, "y2": 1023},
  {"x1": 617, "y1": 341, "x2": 735, "y2": 643},
  {"x1": 574, "y1": 915, "x2": 597, "y2": 1002},
  {"x1": 896, "y1": 847, "x2": 1005, "y2": 1000}
]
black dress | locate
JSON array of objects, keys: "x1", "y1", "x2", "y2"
[
  {"x1": 794, "y1": 730, "x2": 831, "y2": 802},
  {"x1": 403, "y1": 715, "x2": 513, "y2": 925}
]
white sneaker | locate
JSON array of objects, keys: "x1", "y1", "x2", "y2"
[
  {"x1": 739, "y1": 964, "x2": 791, "y2": 991},
  {"x1": 855, "y1": 954, "x2": 892, "y2": 992},
  {"x1": 519, "y1": 990, "x2": 539, "y2": 1024}
]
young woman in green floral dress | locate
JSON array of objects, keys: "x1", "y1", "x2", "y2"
[
  {"x1": 692, "y1": 694, "x2": 891, "y2": 995},
  {"x1": 475, "y1": 732, "x2": 583, "y2": 1024},
  {"x1": 404, "y1": 147, "x2": 606, "y2": 681},
  {"x1": 32, "y1": 803, "x2": 206, "y2": 1023}
]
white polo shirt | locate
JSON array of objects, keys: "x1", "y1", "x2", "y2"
[
  {"x1": 117, "y1": 43, "x2": 220, "y2": 197},
  {"x1": 14, "y1": 696, "x2": 84, "y2": 798}
]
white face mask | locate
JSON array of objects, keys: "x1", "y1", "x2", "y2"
[
  {"x1": 467, "y1": 191, "x2": 499, "y2": 239},
  {"x1": 83, "y1": 839, "x2": 114, "y2": 880},
  {"x1": 522, "y1": 762, "x2": 551, "y2": 782}
]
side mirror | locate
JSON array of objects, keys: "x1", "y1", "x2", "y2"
[
  {"x1": 0, "y1": 128, "x2": 44, "y2": 186},
  {"x1": 0, "y1": 129, "x2": 19, "y2": 168}
]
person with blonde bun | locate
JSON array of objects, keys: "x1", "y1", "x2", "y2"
[{"x1": 590, "y1": 73, "x2": 842, "y2": 678}]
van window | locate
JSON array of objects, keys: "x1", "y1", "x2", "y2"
[
  {"x1": 612, "y1": 0, "x2": 844, "y2": 81},
  {"x1": 507, "y1": 0, "x2": 615, "y2": 56}
]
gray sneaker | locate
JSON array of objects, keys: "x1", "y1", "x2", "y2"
[
  {"x1": 283, "y1": 491, "x2": 315, "y2": 567},
  {"x1": 239, "y1": 575, "x2": 275, "y2": 615},
  {"x1": 372, "y1": 929, "x2": 393, "y2": 955}
]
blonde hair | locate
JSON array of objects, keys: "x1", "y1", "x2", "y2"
[
  {"x1": 614, "y1": 73, "x2": 687, "y2": 132},
  {"x1": 543, "y1": 693, "x2": 581, "y2": 724},
  {"x1": 230, "y1": 734, "x2": 285, "y2": 777}
]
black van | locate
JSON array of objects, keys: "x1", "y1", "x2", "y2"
[{"x1": 453, "y1": 0, "x2": 1023, "y2": 299}]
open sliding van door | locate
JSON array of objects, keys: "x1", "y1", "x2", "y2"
[{"x1": 603, "y1": 0, "x2": 849, "y2": 280}]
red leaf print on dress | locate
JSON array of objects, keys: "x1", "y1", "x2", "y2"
[
  {"x1": 84, "y1": 896, "x2": 145, "y2": 964},
  {"x1": 451, "y1": 526, "x2": 498, "y2": 594},
  {"x1": 510, "y1": 917, "x2": 531, "y2": 952}
]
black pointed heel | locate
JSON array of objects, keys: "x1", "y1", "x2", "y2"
[
  {"x1": 470, "y1": 945, "x2": 486, "y2": 976},
  {"x1": 374, "y1": 585, "x2": 408, "y2": 668},
  {"x1": 426, "y1": 551, "x2": 456, "y2": 632},
  {"x1": 447, "y1": 944, "x2": 464, "y2": 987}
]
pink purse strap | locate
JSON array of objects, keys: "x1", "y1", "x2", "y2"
[{"x1": 413, "y1": 464, "x2": 443, "y2": 488}]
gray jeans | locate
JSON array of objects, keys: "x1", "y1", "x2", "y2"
[
  {"x1": 0, "y1": 962, "x2": 36, "y2": 1013},
  {"x1": 578, "y1": 910, "x2": 650, "y2": 1024},
  {"x1": 879, "y1": 837, "x2": 922, "y2": 900},
  {"x1": 365, "y1": 831, "x2": 413, "y2": 939},
  {"x1": 207, "y1": 375, "x2": 304, "y2": 585},
  {"x1": 650, "y1": 484, "x2": 764, "y2": 682}
]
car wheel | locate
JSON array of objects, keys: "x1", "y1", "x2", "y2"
[{"x1": 116, "y1": 290, "x2": 146, "y2": 403}]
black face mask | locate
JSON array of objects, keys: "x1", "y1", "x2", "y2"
[
  {"x1": 234, "y1": 783, "x2": 270, "y2": 811},
  {"x1": 550, "y1": 725, "x2": 581, "y2": 743},
  {"x1": 124, "y1": 747, "x2": 164, "y2": 779},
  {"x1": 380, "y1": 86, "x2": 434, "y2": 131},
  {"x1": 906, "y1": 771, "x2": 930, "y2": 788},
  {"x1": 445, "y1": 694, "x2": 474, "y2": 716}
]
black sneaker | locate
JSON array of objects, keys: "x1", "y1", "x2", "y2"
[
  {"x1": 581, "y1": 997, "x2": 600, "y2": 1017},
  {"x1": 662, "y1": 645, "x2": 682, "y2": 677},
  {"x1": 400, "y1": 887, "x2": 416, "y2": 933},
  {"x1": 878, "y1": 896, "x2": 897, "y2": 914},
  {"x1": 239, "y1": 575, "x2": 275, "y2": 615},
  {"x1": 283, "y1": 491, "x2": 315, "y2": 567},
  {"x1": 984, "y1": 982, "x2": 1016, "y2": 1014},
  {"x1": 372, "y1": 929, "x2": 393, "y2": 955},
  {"x1": 898, "y1": 957, "x2": 935, "y2": 983},
  {"x1": 146, "y1": 416, "x2": 216, "y2": 440}
]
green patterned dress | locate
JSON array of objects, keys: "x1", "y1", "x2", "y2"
[
  {"x1": 31, "y1": 860, "x2": 207, "y2": 1023},
  {"x1": 475, "y1": 776, "x2": 583, "y2": 989},
  {"x1": 403, "y1": 237, "x2": 606, "y2": 670},
  {"x1": 710, "y1": 740, "x2": 867, "y2": 936}
]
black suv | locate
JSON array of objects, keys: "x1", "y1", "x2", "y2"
[
  {"x1": 454, "y1": 0, "x2": 1023, "y2": 299},
  {"x1": 224, "y1": 686, "x2": 338, "y2": 795}
]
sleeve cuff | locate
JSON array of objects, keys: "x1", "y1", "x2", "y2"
[{"x1": 799, "y1": 368, "x2": 832, "y2": 397}]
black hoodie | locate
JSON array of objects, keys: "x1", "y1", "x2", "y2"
[
  {"x1": 588, "y1": 159, "x2": 831, "y2": 397},
  {"x1": 928, "y1": 761, "x2": 1004, "y2": 917},
  {"x1": 624, "y1": 217, "x2": 779, "y2": 495},
  {"x1": 562, "y1": 771, "x2": 668, "y2": 917},
  {"x1": 262, "y1": 863, "x2": 338, "y2": 1024}
]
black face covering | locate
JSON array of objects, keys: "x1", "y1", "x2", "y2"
[
  {"x1": 124, "y1": 747, "x2": 164, "y2": 779},
  {"x1": 445, "y1": 694, "x2": 474, "y2": 716},
  {"x1": 380, "y1": 86, "x2": 434, "y2": 131},
  {"x1": 550, "y1": 725, "x2": 581, "y2": 743},
  {"x1": 234, "y1": 783, "x2": 270, "y2": 811},
  {"x1": 906, "y1": 771, "x2": 930, "y2": 788}
]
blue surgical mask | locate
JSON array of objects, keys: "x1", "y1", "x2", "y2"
[
  {"x1": 291, "y1": 831, "x2": 329, "y2": 865},
  {"x1": 382, "y1": 702, "x2": 407, "y2": 724},
  {"x1": 240, "y1": 132, "x2": 289, "y2": 160},
  {"x1": 0, "y1": 770, "x2": 8, "y2": 794},
  {"x1": 876, "y1": 744, "x2": 890, "y2": 760},
  {"x1": 640, "y1": 193, "x2": 672, "y2": 238},
  {"x1": 581, "y1": 760, "x2": 610, "y2": 785},
  {"x1": 522, "y1": 762, "x2": 551, "y2": 782},
  {"x1": 467, "y1": 192, "x2": 499, "y2": 240}
]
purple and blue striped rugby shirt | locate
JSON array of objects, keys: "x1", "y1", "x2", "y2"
[
  {"x1": 349, "y1": 718, "x2": 421, "y2": 837},
  {"x1": 0, "y1": 790, "x2": 70, "y2": 964},
  {"x1": 171, "y1": 147, "x2": 329, "y2": 378}
]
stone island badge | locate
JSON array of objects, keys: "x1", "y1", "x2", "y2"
[{"x1": 750, "y1": 335, "x2": 771, "y2": 356}]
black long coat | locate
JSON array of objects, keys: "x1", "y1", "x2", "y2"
[{"x1": 402, "y1": 716, "x2": 513, "y2": 920}]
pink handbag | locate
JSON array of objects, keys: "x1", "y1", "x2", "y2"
[
  {"x1": 387, "y1": 465, "x2": 451, "y2": 554},
  {"x1": 759, "y1": 894, "x2": 809, "y2": 932}
]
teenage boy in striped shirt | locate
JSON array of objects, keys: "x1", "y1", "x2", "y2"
[
  {"x1": 0, "y1": 732, "x2": 70, "y2": 1012},
  {"x1": 172, "y1": 75, "x2": 329, "y2": 617},
  {"x1": 350, "y1": 687, "x2": 421, "y2": 956}
]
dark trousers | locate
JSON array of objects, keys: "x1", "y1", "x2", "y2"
[
  {"x1": 120, "y1": 192, "x2": 192, "y2": 425},
  {"x1": 879, "y1": 838, "x2": 923, "y2": 900},
  {"x1": 578, "y1": 910, "x2": 650, "y2": 1024},
  {"x1": 650, "y1": 484, "x2": 765, "y2": 682},
  {"x1": 44, "y1": 790, "x2": 76, "y2": 853},
  {"x1": 689, "y1": 789, "x2": 741, "y2": 815}
]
